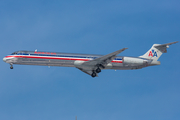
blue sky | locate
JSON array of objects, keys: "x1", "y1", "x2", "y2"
[{"x1": 0, "y1": 0, "x2": 180, "y2": 120}]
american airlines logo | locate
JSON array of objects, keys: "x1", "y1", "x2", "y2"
[{"x1": 148, "y1": 49, "x2": 158, "y2": 57}]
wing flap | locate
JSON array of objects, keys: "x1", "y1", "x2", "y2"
[{"x1": 77, "y1": 68, "x2": 98, "y2": 76}]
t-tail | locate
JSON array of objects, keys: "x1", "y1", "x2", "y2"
[{"x1": 140, "y1": 41, "x2": 178, "y2": 64}]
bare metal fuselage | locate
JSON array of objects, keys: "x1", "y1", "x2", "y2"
[
  {"x1": 3, "y1": 42, "x2": 177, "y2": 77},
  {"x1": 3, "y1": 51, "x2": 152, "y2": 70}
]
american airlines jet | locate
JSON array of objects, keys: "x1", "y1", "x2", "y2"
[{"x1": 3, "y1": 41, "x2": 178, "y2": 77}]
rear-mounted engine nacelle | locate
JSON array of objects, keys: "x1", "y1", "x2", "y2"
[{"x1": 123, "y1": 57, "x2": 144, "y2": 65}]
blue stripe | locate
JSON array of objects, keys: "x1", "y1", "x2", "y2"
[{"x1": 18, "y1": 53, "x2": 122, "y2": 60}]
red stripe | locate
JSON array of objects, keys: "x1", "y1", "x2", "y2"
[
  {"x1": 113, "y1": 61, "x2": 123, "y2": 63},
  {"x1": 5, "y1": 55, "x2": 123, "y2": 63}
]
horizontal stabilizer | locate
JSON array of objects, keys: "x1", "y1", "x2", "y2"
[
  {"x1": 155, "y1": 41, "x2": 178, "y2": 47},
  {"x1": 154, "y1": 41, "x2": 178, "y2": 53}
]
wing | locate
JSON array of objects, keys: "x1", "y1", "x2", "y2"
[
  {"x1": 82, "y1": 48, "x2": 128, "y2": 67},
  {"x1": 76, "y1": 48, "x2": 127, "y2": 77}
]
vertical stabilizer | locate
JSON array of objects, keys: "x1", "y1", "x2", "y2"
[{"x1": 140, "y1": 41, "x2": 178, "y2": 61}]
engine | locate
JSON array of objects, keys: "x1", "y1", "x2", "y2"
[{"x1": 123, "y1": 57, "x2": 144, "y2": 65}]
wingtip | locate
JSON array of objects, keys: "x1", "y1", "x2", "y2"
[
  {"x1": 175, "y1": 41, "x2": 179, "y2": 44},
  {"x1": 170, "y1": 41, "x2": 179, "y2": 44}
]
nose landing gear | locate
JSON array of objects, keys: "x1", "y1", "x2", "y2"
[{"x1": 10, "y1": 64, "x2": 13, "y2": 69}]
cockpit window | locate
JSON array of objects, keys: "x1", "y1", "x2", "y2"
[{"x1": 11, "y1": 52, "x2": 17, "y2": 55}]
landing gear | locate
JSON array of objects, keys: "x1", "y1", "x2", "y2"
[
  {"x1": 99, "y1": 64, "x2": 105, "y2": 69},
  {"x1": 91, "y1": 71, "x2": 97, "y2": 78},
  {"x1": 91, "y1": 68, "x2": 101, "y2": 77},
  {"x1": 91, "y1": 64, "x2": 105, "y2": 77},
  {"x1": 96, "y1": 67, "x2": 101, "y2": 73},
  {"x1": 96, "y1": 64, "x2": 104, "y2": 73},
  {"x1": 10, "y1": 66, "x2": 13, "y2": 69},
  {"x1": 10, "y1": 64, "x2": 13, "y2": 69}
]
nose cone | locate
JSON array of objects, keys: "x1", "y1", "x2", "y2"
[{"x1": 3, "y1": 57, "x2": 6, "y2": 62}]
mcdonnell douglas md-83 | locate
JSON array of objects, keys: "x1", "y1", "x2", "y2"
[{"x1": 3, "y1": 41, "x2": 178, "y2": 77}]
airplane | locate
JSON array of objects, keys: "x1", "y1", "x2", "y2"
[{"x1": 3, "y1": 41, "x2": 178, "y2": 77}]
